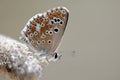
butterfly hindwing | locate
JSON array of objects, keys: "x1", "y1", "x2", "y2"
[{"x1": 49, "y1": 7, "x2": 69, "y2": 52}]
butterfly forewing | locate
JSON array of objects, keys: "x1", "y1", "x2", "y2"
[{"x1": 21, "y1": 7, "x2": 69, "y2": 54}]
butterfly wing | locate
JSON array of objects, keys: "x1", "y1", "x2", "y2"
[
  {"x1": 20, "y1": 7, "x2": 69, "y2": 55},
  {"x1": 48, "y1": 7, "x2": 69, "y2": 52}
]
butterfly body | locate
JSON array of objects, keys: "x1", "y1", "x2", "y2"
[{"x1": 20, "y1": 7, "x2": 69, "y2": 61}]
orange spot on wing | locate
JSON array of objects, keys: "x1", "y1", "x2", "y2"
[
  {"x1": 48, "y1": 14, "x2": 54, "y2": 19},
  {"x1": 48, "y1": 25, "x2": 52, "y2": 28},
  {"x1": 62, "y1": 13, "x2": 66, "y2": 17},
  {"x1": 31, "y1": 21, "x2": 36, "y2": 26},
  {"x1": 52, "y1": 13, "x2": 56, "y2": 16},
  {"x1": 44, "y1": 20, "x2": 49, "y2": 25},
  {"x1": 56, "y1": 11, "x2": 61, "y2": 15},
  {"x1": 35, "y1": 17, "x2": 43, "y2": 23},
  {"x1": 34, "y1": 32, "x2": 40, "y2": 40},
  {"x1": 30, "y1": 25, "x2": 36, "y2": 32},
  {"x1": 40, "y1": 26, "x2": 47, "y2": 34},
  {"x1": 24, "y1": 32, "x2": 29, "y2": 37},
  {"x1": 24, "y1": 31, "x2": 32, "y2": 37}
]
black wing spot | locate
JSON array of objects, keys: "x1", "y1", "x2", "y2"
[
  {"x1": 57, "y1": 18, "x2": 60, "y2": 22},
  {"x1": 49, "y1": 31, "x2": 53, "y2": 35},
  {"x1": 54, "y1": 18, "x2": 57, "y2": 22},
  {"x1": 60, "y1": 21, "x2": 63, "y2": 24},
  {"x1": 54, "y1": 28, "x2": 59, "y2": 33},
  {"x1": 48, "y1": 40, "x2": 52, "y2": 44},
  {"x1": 51, "y1": 20, "x2": 54, "y2": 24},
  {"x1": 45, "y1": 30, "x2": 49, "y2": 34}
]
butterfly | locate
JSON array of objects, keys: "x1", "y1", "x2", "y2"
[{"x1": 20, "y1": 7, "x2": 69, "y2": 62}]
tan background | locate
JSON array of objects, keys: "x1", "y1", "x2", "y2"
[{"x1": 0, "y1": 0, "x2": 120, "y2": 80}]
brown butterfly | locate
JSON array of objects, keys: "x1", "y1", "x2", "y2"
[{"x1": 20, "y1": 7, "x2": 69, "y2": 62}]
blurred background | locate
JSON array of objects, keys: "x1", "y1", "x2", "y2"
[{"x1": 0, "y1": 0, "x2": 120, "y2": 80}]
